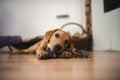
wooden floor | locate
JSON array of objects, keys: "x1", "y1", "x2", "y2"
[{"x1": 0, "y1": 51, "x2": 120, "y2": 80}]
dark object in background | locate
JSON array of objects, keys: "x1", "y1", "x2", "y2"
[
  {"x1": 56, "y1": 14, "x2": 69, "y2": 19},
  {"x1": 0, "y1": 36, "x2": 22, "y2": 48},
  {"x1": 61, "y1": 22, "x2": 93, "y2": 51},
  {"x1": 104, "y1": 0, "x2": 120, "y2": 12},
  {"x1": 74, "y1": 50, "x2": 89, "y2": 58},
  {"x1": 72, "y1": 34, "x2": 93, "y2": 51}
]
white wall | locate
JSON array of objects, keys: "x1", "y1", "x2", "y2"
[
  {"x1": 110, "y1": 9, "x2": 120, "y2": 51},
  {"x1": 92, "y1": 0, "x2": 120, "y2": 51},
  {"x1": 0, "y1": 0, "x2": 86, "y2": 36},
  {"x1": 1, "y1": 0, "x2": 120, "y2": 51}
]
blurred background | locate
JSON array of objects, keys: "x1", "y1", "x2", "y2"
[{"x1": 0, "y1": 0, "x2": 120, "y2": 51}]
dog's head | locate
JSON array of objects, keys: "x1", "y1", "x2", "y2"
[{"x1": 45, "y1": 29, "x2": 72, "y2": 54}]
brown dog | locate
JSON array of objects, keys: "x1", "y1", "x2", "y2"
[{"x1": 13, "y1": 29, "x2": 75, "y2": 59}]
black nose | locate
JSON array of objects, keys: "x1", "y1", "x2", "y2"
[{"x1": 54, "y1": 44, "x2": 62, "y2": 52}]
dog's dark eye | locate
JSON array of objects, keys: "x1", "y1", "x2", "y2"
[
  {"x1": 64, "y1": 40, "x2": 69, "y2": 44},
  {"x1": 55, "y1": 34, "x2": 60, "y2": 38},
  {"x1": 48, "y1": 40, "x2": 50, "y2": 43}
]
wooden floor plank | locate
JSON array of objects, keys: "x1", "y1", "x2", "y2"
[{"x1": 0, "y1": 51, "x2": 120, "y2": 80}]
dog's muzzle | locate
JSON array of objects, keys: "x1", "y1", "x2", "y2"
[
  {"x1": 47, "y1": 45, "x2": 62, "y2": 58},
  {"x1": 53, "y1": 44, "x2": 62, "y2": 52}
]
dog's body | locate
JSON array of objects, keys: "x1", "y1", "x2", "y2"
[{"x1": 14, "y1": 29, "x2": 76, "y2": 59}]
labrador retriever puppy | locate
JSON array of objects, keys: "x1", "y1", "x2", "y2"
[{"x1": 13, "y1": 29, "x2": 75, "y2": 59}]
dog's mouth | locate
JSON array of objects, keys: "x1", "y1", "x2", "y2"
[{"x1": 46, "y1": 47, "x2": 62, "y2": 58}]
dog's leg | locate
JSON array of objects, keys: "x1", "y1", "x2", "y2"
[
  {"x1": 36, "y1": 38, "x2": 49, "y2": 59},
  {"x1": 12, "y1": 41, "x2": 41, "y2": 54},
  {"x1": 36, "y1": 48, "x2": 49, "y2": 59}
]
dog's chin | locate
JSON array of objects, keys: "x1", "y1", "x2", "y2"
[
  {"x1": 47, "y1": 47, "x2": 62, "y2": 53},
  {"x1": 53, "y1": 50, "x2": 62, "y2": 53},
  {"x1": 46, "y1": 47, "x2": 62, "y2": 58}
]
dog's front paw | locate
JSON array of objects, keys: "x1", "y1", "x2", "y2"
[
  {"x1": 61, "y1": 51, "x2": 72, "y2": 59},
  {"x1": 37, "y1": 51, "x2": 49, "y2": 60}
]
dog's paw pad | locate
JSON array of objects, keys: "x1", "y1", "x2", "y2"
[
  {"x1": 37, "y1": 52, "x2": 49, "y2": 60},
  {"x1": 39, "y1": 54, "x2": 49, "y2": 59}
]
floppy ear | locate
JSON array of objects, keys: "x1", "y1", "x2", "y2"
[
  {"x1": 65, "y1": 33, "x2": 76, "y2": 54},
  {"x1": 66, "y1": 32, "x2": 74, "y2": 50},
  {"x1": 67, "y1": 37, "x2": 74, "y2": 49},
  {"x1": 37, "y1": 29, "x2": 59, "y2": 50},
  {"x1": 45, "y1": 29, "x2": 60, "y2": 42}
]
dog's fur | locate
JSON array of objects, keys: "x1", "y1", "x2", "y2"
[{"x1": 13, "y1": 29, "x2": 75, "y2": 59}]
